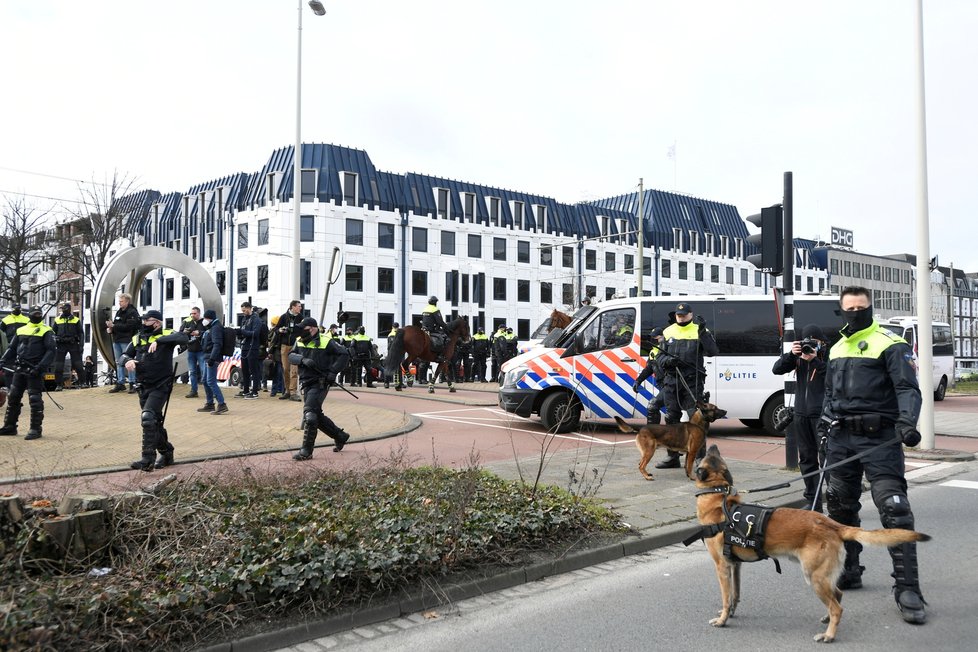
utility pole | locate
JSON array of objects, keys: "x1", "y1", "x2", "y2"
[{"x1": 636, "y1": 178, "x2": 644, "y2": 297}]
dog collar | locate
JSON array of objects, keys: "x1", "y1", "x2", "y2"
[{"x1": 695, "y1": 485, "x2": 736, "y2": 497}]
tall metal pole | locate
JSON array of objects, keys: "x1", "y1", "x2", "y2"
[
  {"x1": 636, "y1": 178, "x2": 644, "y2": 297},
  {"x1": 291, "y1": 0, "x2": 304, "y2": 303},
  {"x1": 949, "y1": 261, "x2": 955, "y2": 387},
  {"x1": 914, "y1": 0, "x2": 935, "y2": 449},
  {"x1": 782, "y1": 171, "x2": 797, "y2": 469}
]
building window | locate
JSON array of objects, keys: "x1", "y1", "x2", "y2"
[
  {"x1": 468, "y1": 234, "x2": 482, "y2": 258},
  {"x1": 661, "y1": 259, "x2": 671, "y2": 278},
  {"x1": 678, "y1": 261, "x2": 688, "y2": 280},
  {"x1": 300, "y1": 169, "x2": 317, "y2": 202},
  {"x1": 585, "y1": 249, "x2": 596, "y2": 270},
  {"x1": 462, "y1": 274, "x2": 470, "y2": 302},
  {"x1": 807, "y1": 276, "x2": 814, "y2": 292},
  {"x1": 517, "y1": 279, "x2": 530, "y2": 302},
  {"x1": 831, "y1": 259, "x2": 839, "y2": 275},
  {"x1": 301, "y1": 260, "x2": 311, "y2": 298},
  {"x1": 300, "y1": 215, "x2": 314, "y2": 242},
  {"x1": 755, "y1": 270, "x2": 762, "y2": 286},
  {"x1": 605, "y1": 287, "x2": 616, "y2": 300},
  {"x1": 586, "y1": 284, "x2": 596, "y2": 300},
  {"x1": 536, "y1": 205, "x2": 547, "y2": 232},
  {"x1": 493, "y1": 277, "x2": 507, "y2": 301},
  {"x1": 377, "y1": 313, "x2": 394, "y2": 337},
  {"x1": 711, "y1": 265, "x2": 720, "y2": 283},
  {"x1": 463, "y1": 192, "x2": 475, "y2": 222},
  {"x1": 643, "y1": 256, "x2": 651, "y2": 276},
  {"x1": 165, "y1": 278, "x2": 174, "y2": 300},
  {"x1": 258, "y1": 265, "x2": 269, "y2": 291},
  {"x1": 413, "y1": 227, "x2": 428, "y2": 252},
  {"x1": 695, "y1": 263, "x2": 704, "y2": 281},
  {"x1": 517, "y1": 240, "x2": 530, "y2": 263},
  {"x1": 740, "y1": 268, "x2": 748, "y2": 285},
  {"x1": 562, "y1": 283, "x2": 574, "y2": 306},
  {"x1": 720, "y1": 235, "x2": 729, "y2": 257},
  {"x1": 258, "y1": 219, "x2": 269, "y2": 246},
  {"x1": 540, "y1": 282, "x2": 552, "y2": 304},
  {"x1": 237, "y1": 268, "x2": 247, "y2": 293},
  {"x1": 441, "y1": 230, "x2": 456, "y2": 255},
  {"x1": 493, "y1": 237, "x2": 506, "y2": 261},
  {"x1": 562, "y1": 246, "x2": 573, "y2": 268},
  {"x1": 378, "y1": 267, "x2": 395, "y2": 294},
  {"x1": 437, "y1": 188, "x2": 449, "y2": 220},
  {"x1": 673, "y1": 228, "x2": 682, "y2": 250},
  {"x1": 216, "y1": 271, "x2": 225, "y2": 295},
  {"x1": 237, "y1": 223, "x2": 248, "y2": 249},
  {"x1": 346, "y1": 219, "x2": 364, "y2": 246},
  {"x1": 182, "y1": 276, "x2": 190, "y2": 299},
  {"x1": 378, "y1": 223, "x2": 395, "y2": 249},
  {"x1": 346, "y1": 265, "x2": 363, "y2": 291},
  {"x1": 489, "y1": 197, "x2": 500, "y2": 226},
  {"x1": 726, "y1": 267, "x2": 734, "y2": 284},
  {"x1": 445, "y1": 271, "x2": 459, "y2": 304},
  {"x1": 605, "y1": 252, "x2": 615, "y2": 272},
  {"x1": 513, "y1": 201, "x2": 524, "y2": 230},
  {"x1": 343, "y1": 172, "x2": 357, "y2": 205},
  {"x1": 852, "y1": 263, "x2": 861, "y2": 279},
  {"x1": 541, "y1": 245, "x2": 552, "y2": 266},
  {"x1": 624, "y1": 254, "x2": 634, "y2": 274},
  {"x1": 412, "y1": 271, "x2": 427, "y2": 295}
]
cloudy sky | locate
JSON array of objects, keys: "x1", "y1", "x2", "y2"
[{"x1": 1, "y1": 0, "x2": 975, "y2": 272}]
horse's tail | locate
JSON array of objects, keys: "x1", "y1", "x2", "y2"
[{"x1": 385, "y1": 329, "x2": 406, "y2": 376}]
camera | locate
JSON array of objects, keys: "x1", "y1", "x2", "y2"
[{"x1": 800, "y1": 338, "x2": 820, "y2": 355}]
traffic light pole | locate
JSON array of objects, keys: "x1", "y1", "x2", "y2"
[{"x1": 781, "y1": 171, "x2": 798, "y2": 470}]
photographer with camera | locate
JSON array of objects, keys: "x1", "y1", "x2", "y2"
[
  {"x1": 0, "y1": 306, "x2": 56, "y2": 440},
  {"x1": 773, "y1": 324, "x2": 827, "y2": 512},
  {"x1": 655, "y1": 302, "x2": 719, "y2": 469},
  {"x1": 275, "y1": 300, "x2": 304, "y2": 401},
  {"x1": 179, "y1": 307, "x2": 205, "y2": 398},
  {"x1": 53, "y1": 303, "x2": 86, "y2": 390},
  {"x1": 820, "y1": 286, "x2": 926, "y2": 624}
]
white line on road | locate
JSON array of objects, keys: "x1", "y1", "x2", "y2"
[
  {"x1": 411, "y1": 408, "x2": 630, "y2": 445},
  {"x1": 940, "y1": 479, "x2": 978, "y2": 490},
  {"x1": 905, "y1": 461, "x2": 957, "y2": 479}
]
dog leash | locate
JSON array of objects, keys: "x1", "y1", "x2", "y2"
[{"x1": 739, "y1": 435, "x2": 902, "y2": 495}]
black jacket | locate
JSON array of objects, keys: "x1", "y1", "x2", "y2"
[
  {"x1": 772, "y1": 352, "x2": 826, "y2": 417},
  {"x1": 239, "y1": 313, "x2": 263, "y2": 356},
  {"x1": 111, "y1": 304, "x2": 141, "y2": 344},
  {"x1": 119, "y1": 328, "x2": 189, "y2": 387},
  {"x1": 276, "y1": 310, "x2": 304, "y2": 347},
  {"x1": 202, "y1": 320, "x2": 226, "y2": 365},
  {"x1": 288, "y1": 333, "x2": 351, "y2": 390},
  {"x1": 179, "y1": 316, "x2": 204, "y2": 352},
  {"x1": 1, "y1": 322, "x2": 56, "y2": 371},
  {"x1": 53, "y1": 314, "x2": 84, "y2": 350}
]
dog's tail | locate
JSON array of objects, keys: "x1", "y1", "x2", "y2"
[
  {"x1": 841, "y1": 526, "x2": 931, "y2": 547},
  {"x1": 613, "y1": 416, "x2": 638, "y2": 434}
]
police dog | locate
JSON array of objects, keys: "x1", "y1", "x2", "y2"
[
  {"x1": 614, "y1": 399, "x2": 727, "y2": 481},
  {"x1": 694, "y1": 445, "x2": 931, "y2": 643}
]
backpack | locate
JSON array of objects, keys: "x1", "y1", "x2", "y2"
[{"x1": 222, "y1": 326, "x2": 238, "y2": 357}]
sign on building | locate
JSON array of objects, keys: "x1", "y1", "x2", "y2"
[{"x1": 831, "y1": 226, "x2": 854, "y2": 248}]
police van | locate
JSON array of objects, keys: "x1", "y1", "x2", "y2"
[
  {"x1": 498, "y1": 294, "x2": 842, "y2": 435},
  {"x1": 879, "y1": 317, "x2": 953, "y2": 401}
]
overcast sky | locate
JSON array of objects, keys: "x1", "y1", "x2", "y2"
[{"x1": 1, "y1": 1, "x2": 975, "y2": 273}]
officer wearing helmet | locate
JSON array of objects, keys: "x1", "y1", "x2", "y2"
[
  {"x1": 0, "y1": 306, "x2": 56, "y2": 440},
  {"x1": 421, "y1": 296, "x2": 449, "y2": 353}
]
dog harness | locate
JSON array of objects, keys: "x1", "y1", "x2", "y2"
[{"x1": 684, "y1": 486, "x2": 782, "y2": 573}]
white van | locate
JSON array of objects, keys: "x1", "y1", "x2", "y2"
[
  {"x1": 879, "y1": 317, "x2": 953, "y2": 401},
  {"x1": 498, "y1": 294, "x2": 841, "y2": 435}
]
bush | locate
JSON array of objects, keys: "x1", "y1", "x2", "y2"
[{"x1": 1, "y1": 467, "x2": 625, "y2": 650}]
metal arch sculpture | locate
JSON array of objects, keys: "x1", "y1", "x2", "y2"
[{"x1": 90, "y1": 246, "x2": 224, "y2": 377}]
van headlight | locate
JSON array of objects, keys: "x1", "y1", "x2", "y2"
[{"x1": 503, "y1": 366, "x2": 529, "y2": 388}]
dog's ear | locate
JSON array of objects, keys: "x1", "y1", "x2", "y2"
[
  {"x1": 695, "y1": 466, "x2": 709, "y2": 482},
  {"x1": 701, "y1": 391, "x2": 710, "y2": 403},
  {"x1": 723, "y1": 468, "x2": 733, "y2": 485}
]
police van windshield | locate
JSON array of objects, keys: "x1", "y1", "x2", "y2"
[{"x1": 545, "y1": 305, "x2": 596, "y2": 348}]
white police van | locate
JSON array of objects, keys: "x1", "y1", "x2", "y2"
[
  {"x1": 498, "y1": 294, "x2": 841, "y2": 435},
  {"x1": 879, "y1": 317, "x2": 953, "y2": 401}
]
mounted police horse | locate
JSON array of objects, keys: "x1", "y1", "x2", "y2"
[
  {"x1": 384, "y1": 317, "x2": 470, "y2": 393},
  {"x1": 549, "y1": 308, "x2": 572, "y2": 331}
]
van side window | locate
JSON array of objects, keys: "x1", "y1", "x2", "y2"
[
  {"x1": 578, "y1": 308, "x2": 635, "y2": 354},
  {"x1": 713, "y1": 301, "x2": 779, "y2": 355}
]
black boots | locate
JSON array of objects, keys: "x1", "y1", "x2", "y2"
[
  {"x1": 0, "y1": 404, "x2": 21, "y2": 437},
  {"x1": 332, "y1": 430, "x2": 350, "y2": 452},
  {"x1": 154, "y1": 428, "x2": 175, "y2": 469},
  {"x1": 837, "y1": 541, "x2": 864, "y2": 590},
  {"x1": 655, "y1": 451, "x2": 681, "y2": 469},
  {"x1": 25, "y1": 410, "x2": 42, "y2": 441},
  {"x1": 293, "y1": 431, "x2": 317, "y2": 461},
  {"x1": 131, "y1": 430, "x2": 157, "y2": 471},
  {"x1": 891, "y1": 542, "x2": 926, "y2": 624}
]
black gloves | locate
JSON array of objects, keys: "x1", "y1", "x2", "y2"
[
  {"x1": 632, "y1": 381, "x2": 640, "y2": 393},
  {"x1": 898, "y1": 423, "x2": 921, "y2": 447},
  {"x1": 325, "y1": 372, "x2": 337, "y2": 385},
  {"x1": 816, "y1": 416, "x2": 833, "y2": 440},
  {"x1": 295, "y1": 358, "x2": 304, "y2": 367},
  {"x1": 695, "y1": 315, "x2": 706, "y2": 327}
]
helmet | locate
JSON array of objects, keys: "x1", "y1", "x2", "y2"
[
  {"x1": 428, "y1": 296, "x2": 438, "y2": 305},
  {"x1": 393, "y1": 322, "x2": 399, "y2": 328},
  {"x1": 357, "y1": 326, "x2": 365, "y2": 335}
]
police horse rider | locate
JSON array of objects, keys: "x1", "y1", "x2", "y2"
[{"x1": 421, "y1": 296, "x2": 450, "y2": 357}]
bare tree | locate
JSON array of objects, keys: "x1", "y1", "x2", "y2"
[{"x1": 0, "y1": 195, "x2": 58, "y2": 308}]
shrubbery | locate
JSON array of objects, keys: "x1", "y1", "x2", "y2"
[{"x1": 1, "y1": 466, "x2": 625, "y2": 650}]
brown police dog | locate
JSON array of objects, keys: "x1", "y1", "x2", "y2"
[
  {"x1": 614, "y1": 400, "x2": 727, "y2": 481},
  {"x1": 694, "y1": 444, "x2": 931, "y2": 643}
]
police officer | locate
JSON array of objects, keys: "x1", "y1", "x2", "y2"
[
  {"x1": 490, "y1": 324, "x2": 507, "y2": 381},
  {"x1": 820, "y1": 286, "x2": 926, "y2": 624},
  {"x1": 773, "y1": 324, "x2": 828, "y2": 512},
  {"x1": 632, "y1": 327, "x2": 667, "y2": 425},
  {"x1": 0, "y1": 306, "x2": 56, "y2": 440},
  {"x1": 656, "y1": 302, "x2": 719, "y2": 469},
  {"x1": 289, "y1": 317, "x2": 352, "y2": 460},
  {"x1": 471, "y1": 326, "x2": 490, "y2": 382},
  {"x1": 2, "y1": 305, "x2": 29, "y2": 344},
  {"x1": 456, "y1": 331, "x2": 473, "y2": 382},
  {"x1": 421, "y1": 296, "x2": 449, "y2": 353},
  {"x1": 52, "y1": 303, "x2": 85, "y2": 389},
  {"x1": 119, "y1": 310, "x2": 189, "y2": 470},
  {"x1": 351, "y1": 326, "x2": 375, "y2": 387}
]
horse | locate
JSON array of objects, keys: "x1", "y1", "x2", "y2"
[
  {"x1": 549, "y1": 308, "x2": 573, "y2": 331},
  {"x1": 384, "y1": 317, "x2": 470, "y2": 393}
]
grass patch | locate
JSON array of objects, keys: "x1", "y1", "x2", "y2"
[{"x1": 1, "y1": 465, "x2": 626, "y2": 650}]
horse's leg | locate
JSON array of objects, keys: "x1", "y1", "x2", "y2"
[
  {"x1": 428, "y1": 361, "x2": 439, "y2": 393},
  {"x1": 447, "y1": 357, "x2": 457, "y2": 393},
  {"x1": 395, "y1": 357, "x2": 405, "y2": 391}
]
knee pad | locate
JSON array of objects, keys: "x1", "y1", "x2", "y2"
[
  {"x1": 28, "y1": 392, "x2": 44, "y2": 412},
  {"x1": 302, "y1": 411, "x2": 318, "y2": 432},
  {"x1": 141, "y1": 410, "x2": 158, "y2": 430},
  {"x1": 826, "y1": 477, "x2": 862, "y2": 525},
  {"x1": 881, "y1": 494, "x2": 914, "y2": 530}
]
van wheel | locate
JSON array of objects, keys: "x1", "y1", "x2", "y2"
[
  {"x1": 761, "y1": 393, "x2": 785, "y2": 435},
  {"x1": 740, "y1": 419, "x2": 764, "y2": 429},
  {"x1": 229, "y1": 367, "x2": 241, "y2": 387},
  {"x1": 540, "y1": 392, "x2": 581, "y2": 434},
  {"x1": 934, "y1": 377, "x2": 947, "y2": 402}
]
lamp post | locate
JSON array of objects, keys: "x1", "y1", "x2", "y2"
[{"x1": 292, "y1": 0, "x2": 326, "y2": 302}]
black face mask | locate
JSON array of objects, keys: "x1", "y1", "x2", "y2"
[
  {"x1": 29, "y1": 313, "x2": 43, "y2": 324},
  {"x1": 142, "y1": 323, "x2": 160, "y2": 335},
  {"x1": 12, "y1": 308, "x2": 21, "y2": 316},
  {"x1": 62, "y1": 310, "x2": 71, "y2": 317},
  {"x1": 300, "y1": 330, "x2": 316, "y2": 343},
  {"x1": 842, "y1": 306, "x2": 874, "y2": 334}
]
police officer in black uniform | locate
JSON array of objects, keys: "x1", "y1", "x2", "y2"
[
  {"x1": 456, "y1": 333, "x2": 473, "y2": 382},
  {"x1": 632, "y1": 327, "x2": 667, "y2": 426},
  {"x1": 820, "y1": 286, "x2": 926, "y2": 624},
  {"x1": 118, "y1": 310, "x2": 189, "y2": 470},
  {"x1": 421, "y1": 296, "x2": 449, "y2": 353},
  {"x1": 289, "y1": 317, "x2": 352, "y2": 461},
  {"x1": 53, "y1": 303, "x2": 85, "y2": 389},
  {"x1": 471, "y1": 327, "x2": 490, "y2": 382},
  {"x1": 350, "y1": 326, "x2": 375, "y2": 387},
  {"x1": 0, "y1": 306, "x2": 56, "y2": 440},
  {"x1": 2, "y1": 305, "x2": 30, "y2": 345}
]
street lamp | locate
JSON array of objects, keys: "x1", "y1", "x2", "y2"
[{"x1": 292, "y1": 0, "x2": 326, "y2": 301}]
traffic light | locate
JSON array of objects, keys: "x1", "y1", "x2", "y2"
[{"x1": 746, "y1": 204, "x2": 784, "y2": 276}]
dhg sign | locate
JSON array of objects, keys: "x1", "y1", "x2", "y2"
[{"x1": 831, "y1": 227, "x2": 853, "y2": 248}]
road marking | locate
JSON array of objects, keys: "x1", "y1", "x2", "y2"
[
  {"x1": 905, "y1": 461, "x2": 957, "y2": 480},
  {"x1": 412, "y1": 407, "x2": 631, "y2": 445},
  {"x1": 940, "y1": 479, "x2": 978, "y2": 490}
]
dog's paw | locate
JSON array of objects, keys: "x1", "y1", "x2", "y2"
[
  {"x1": 709, "y1": 616, "x2": 728, "y2": 628},
  {"x1": 813, "y1": 633, "x2": 834, "y2": 643}
]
